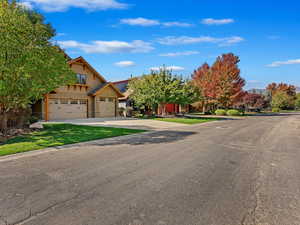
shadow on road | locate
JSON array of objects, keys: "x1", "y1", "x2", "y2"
[
  {"x1": 91, "y1": 130, "x2": 197, "y2": 146},
  {"x1": 248, "y1": 112, "x2": 300, "y2": 117}
]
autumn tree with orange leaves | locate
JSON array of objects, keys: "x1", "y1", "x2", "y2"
[
  {"x1": 266, "y1": 83, "x2": 296, "y2": 97},
  {"x1": 192, "y1": 53, "x2": 245, "y2": 112},
  {"x1": 266, "y1": 82, "x2": 296, "y2": 110}
]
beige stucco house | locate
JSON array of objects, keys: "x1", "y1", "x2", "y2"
[{"x1": 33, "y1": 56, "x2": 123, "y2": 121}]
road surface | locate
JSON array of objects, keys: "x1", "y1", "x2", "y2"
[{"x1": 0, "y1": 114, "x2": 300, "y2": 225}]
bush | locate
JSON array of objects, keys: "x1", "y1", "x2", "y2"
[
  {"x1": 215, "y1": 109, "x2": 227, "y2": 116},
  {"x1": 226, "y1": 109, "x2": 241, "y2": 116},
  {"x1": 29, "y1": 116, "x2": 39, "y2": 124},
  {"x1": 272, "y1": 108, "x2": 280, "y2": 113}
]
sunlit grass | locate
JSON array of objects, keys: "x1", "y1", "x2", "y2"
[{"x1": 0, "y1": 124, "x2": 145, "y2": 157}]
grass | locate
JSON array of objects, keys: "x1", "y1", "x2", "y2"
[
  {"x1": 0, "y1": 123, "x2": 145, "y2": 157},
  {"x1": 153, "y1": 117, "x2": 219, "y2": 125}
]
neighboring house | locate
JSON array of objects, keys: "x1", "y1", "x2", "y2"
[
  {"x1": 112, "y1": 79, "x2": 133, "y2": 109},
  {"x1": 247, "y1": 88, "x2": 267, "y2": 96},
  {"x1": 33, "y1": 56, "x2": 123, "y2": 121},
  {"x1": 157, "y1": 104, "x2": 189, "y2": 115},
  {"x1": 113, "y1": 79, "x2": 190, "y2": 116}
]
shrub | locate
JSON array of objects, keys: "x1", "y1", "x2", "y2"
[
  {"x1": 215, "y1": 109, "x2": 227, "y2": 116},
  {"x1": 272, "y1": 108, "x2": 280, "y2": 113},
  {"x1": 226, "y1": 109, "x2": 241, "y2": 116},
  {"x1": 29, "y1": 116, "x2": 39, "y2": 124}
]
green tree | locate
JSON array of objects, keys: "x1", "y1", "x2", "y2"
[
  {"x1": 128, "y1": 67, "x2": 201, "y2": 115},
  {"x1": 295, "y1": 93, "x2": 300, "y2": 110},
  {"x1": 271, "y1": 91, "x2": 295, "y2": 110},
  {"x1": 0, "y1": 0, "x2": 76, "y2": 132}
]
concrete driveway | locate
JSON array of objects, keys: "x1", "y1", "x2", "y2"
[
  {"x1": 1, "y1": 113, "x2": 300, "y2": 225},
  {"x1": 46, "y1": 117, "x2": 188, "y2": 130}
]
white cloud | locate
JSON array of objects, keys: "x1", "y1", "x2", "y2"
[
  {"x1": 114, "y1": 61, "x2": 136, "y2": 67},
  {"x1": 18, "y1": 1, "x2": 33, "y2": 9},
  {"x1": 120, "y1": 18, "x2": 160, "y2": 26},
  {"x1": 162, "y1": 22, "x2": 193, "y2": 27},
  {"x1": 201, "y1": 18, "x2": 234, "y2": 25},
  {"x1": 120, "y1": 17, "x2": 193, "y2": 27},
  {"x1": 150, "y1": 66, "x2": 185, "y2": 72},
  {"x1": 159, "y1": 51, "x2": 199, "y2": 57},
  {"x1": 157, "y1": 36, "x2": 244, "y2": 46},
  {"x1": 20, "y1": 0, "x2": 128, "y2": 12},
  {"x1": 58, "y1": 40, "x2": 154, "y2": 54},
  {"x1": 57, "y1": 33, "x2": 66, "y2": 37},
  {"x1": 267, "y1": 59, "x2": 300, "y2": 67}
]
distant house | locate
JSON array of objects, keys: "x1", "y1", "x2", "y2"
[
  {"x1": 33, "y1": 56, "x2": 123, "y2": 121},
  {"x1": 247, "y1": 88, "x2": 267, "y2": 95},
  {"x1": 157, "y1": 104, "x2": 189, "y2": 115},
  {"x1": 113, "y1": 79, "x2": 190, "y2": 116},
  {"x1": 112, "y1": 79, "x2": 134, "y2": 109}
]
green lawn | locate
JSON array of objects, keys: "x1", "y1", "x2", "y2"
[
  {"x1": 153, "y1": 117, "x2": 219, "y2": 125},
  {"x1": 0, "y1": 124, "x2": 145, "y2": 157}
]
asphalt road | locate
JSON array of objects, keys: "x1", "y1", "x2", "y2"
[{"x1": 1, "y1": 114, "x2": 300, "y2": 225}]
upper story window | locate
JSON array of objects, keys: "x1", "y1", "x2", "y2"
[{"x1": 76, "y1": 74, "x2": 87, "y2": 85}]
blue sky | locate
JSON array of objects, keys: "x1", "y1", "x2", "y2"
[{"x1": 20, "y1": 0, "x2": 300, "y2": 89}]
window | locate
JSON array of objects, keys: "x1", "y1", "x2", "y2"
[
  {"x1": 76, "y1": 74, "x2": 87, "y2": 84},
  {"x1": 50, "y1": 99, "x2": 59, "y2": 104},
  {"x1": 60, "y1": 99, "x2": 69, "y2": 104},
  {"x1": 70, "y1": 100, "x2": 78, "y2": 104},
  {"x1": 99, "y1": 97, "x2": 106, "y2": 102},
  {"x1": 108, "y1": 98, "x2": 114, "y2": 102},
  {"x1": 79, "y1": 100, "x2": 87, "y2": 105}
]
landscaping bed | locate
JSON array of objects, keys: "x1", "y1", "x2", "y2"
[{"x1": 0, "y1": 123, "x2": 145, "y2": 157}]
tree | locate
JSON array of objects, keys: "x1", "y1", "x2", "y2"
[
  {"x1": 128, "y1": 67, "x2": 201, "y2": 115},
  {"x1": 266, "y1": 82, "x2": 296, "y2": 110},
  {"x1": 267, "y1": 82, "x2": 296, "y2": 97},
  {"x1": 271, "y1": 91, "x2": 295, "y2": 110},
  {"x1": 295, "y1": 93, "x2": 300, "y2": 109},
  {"x1": 237, "y1": 92, "x2": 268, "y2": 111},
  {"x1": 192, "y1": 53, "x2": 245, "y2": 112},
  {"x1": 0, "y1": 1, "x2": 76, "y2": 133}
]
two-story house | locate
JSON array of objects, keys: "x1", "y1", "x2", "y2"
[{"x1": 32, "y1": 56, "x2": 123, "y2": 121}]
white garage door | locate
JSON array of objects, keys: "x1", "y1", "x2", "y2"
[
  {"x1": 96, "y1": 97, "x2": 116, "y2": 117},
  {"x1": 49, "y1": 99, "x2": 87, "y2": 120}
]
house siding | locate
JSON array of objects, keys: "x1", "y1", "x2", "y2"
[{"x1": 33, "y1": 57, "x2": 122, "y2": 121}]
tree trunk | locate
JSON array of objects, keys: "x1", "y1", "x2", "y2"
[
  {"x1": 0, "y1": 112, "x2": 8, "y2": 136},
  {"x1": 16, "y1": 114, "x2": 25, "y2": 128},
  {"x1": 202, "y1": 102, "x2": 206, "y2": 113},
  {"x1": 160, "y1": 103, "x2": 167, "y2": 117}
]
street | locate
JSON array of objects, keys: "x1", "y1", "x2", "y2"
[{"x1": 0, "y1": 114, "x2": 300, "y2": 225}]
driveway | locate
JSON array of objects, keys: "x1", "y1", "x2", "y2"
[
  {"x1": 46, "y1": 117, "x2": 188, "y2": 130},
  {"x1": 0, "y1": 114, "x2": 300, "y2": 225}
]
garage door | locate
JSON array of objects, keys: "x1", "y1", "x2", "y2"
[
  {"x1": 96, "y1": 97, "x2": 116, "y2": 117},
  {"x1": 49, "y1": 99, "x2": 87, "y2": 120}
]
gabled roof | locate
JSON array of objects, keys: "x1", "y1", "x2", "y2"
[
  {"x1": 112, "y1": 79, "x2": 130, "y2": 93},
  {"x1": 68, "y1": 56, "x2": 107, "y2": 83},
  {"x1": 88, "y1": 82, "x2": 124, "y2": 98}
]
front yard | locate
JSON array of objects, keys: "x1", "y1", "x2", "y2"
[
  {"x1": 153, "y1": 117, "x2": 219, "y2": 125},
  {"x1": 0, "y1": 124, "x2": 145, "y2": 157}
]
